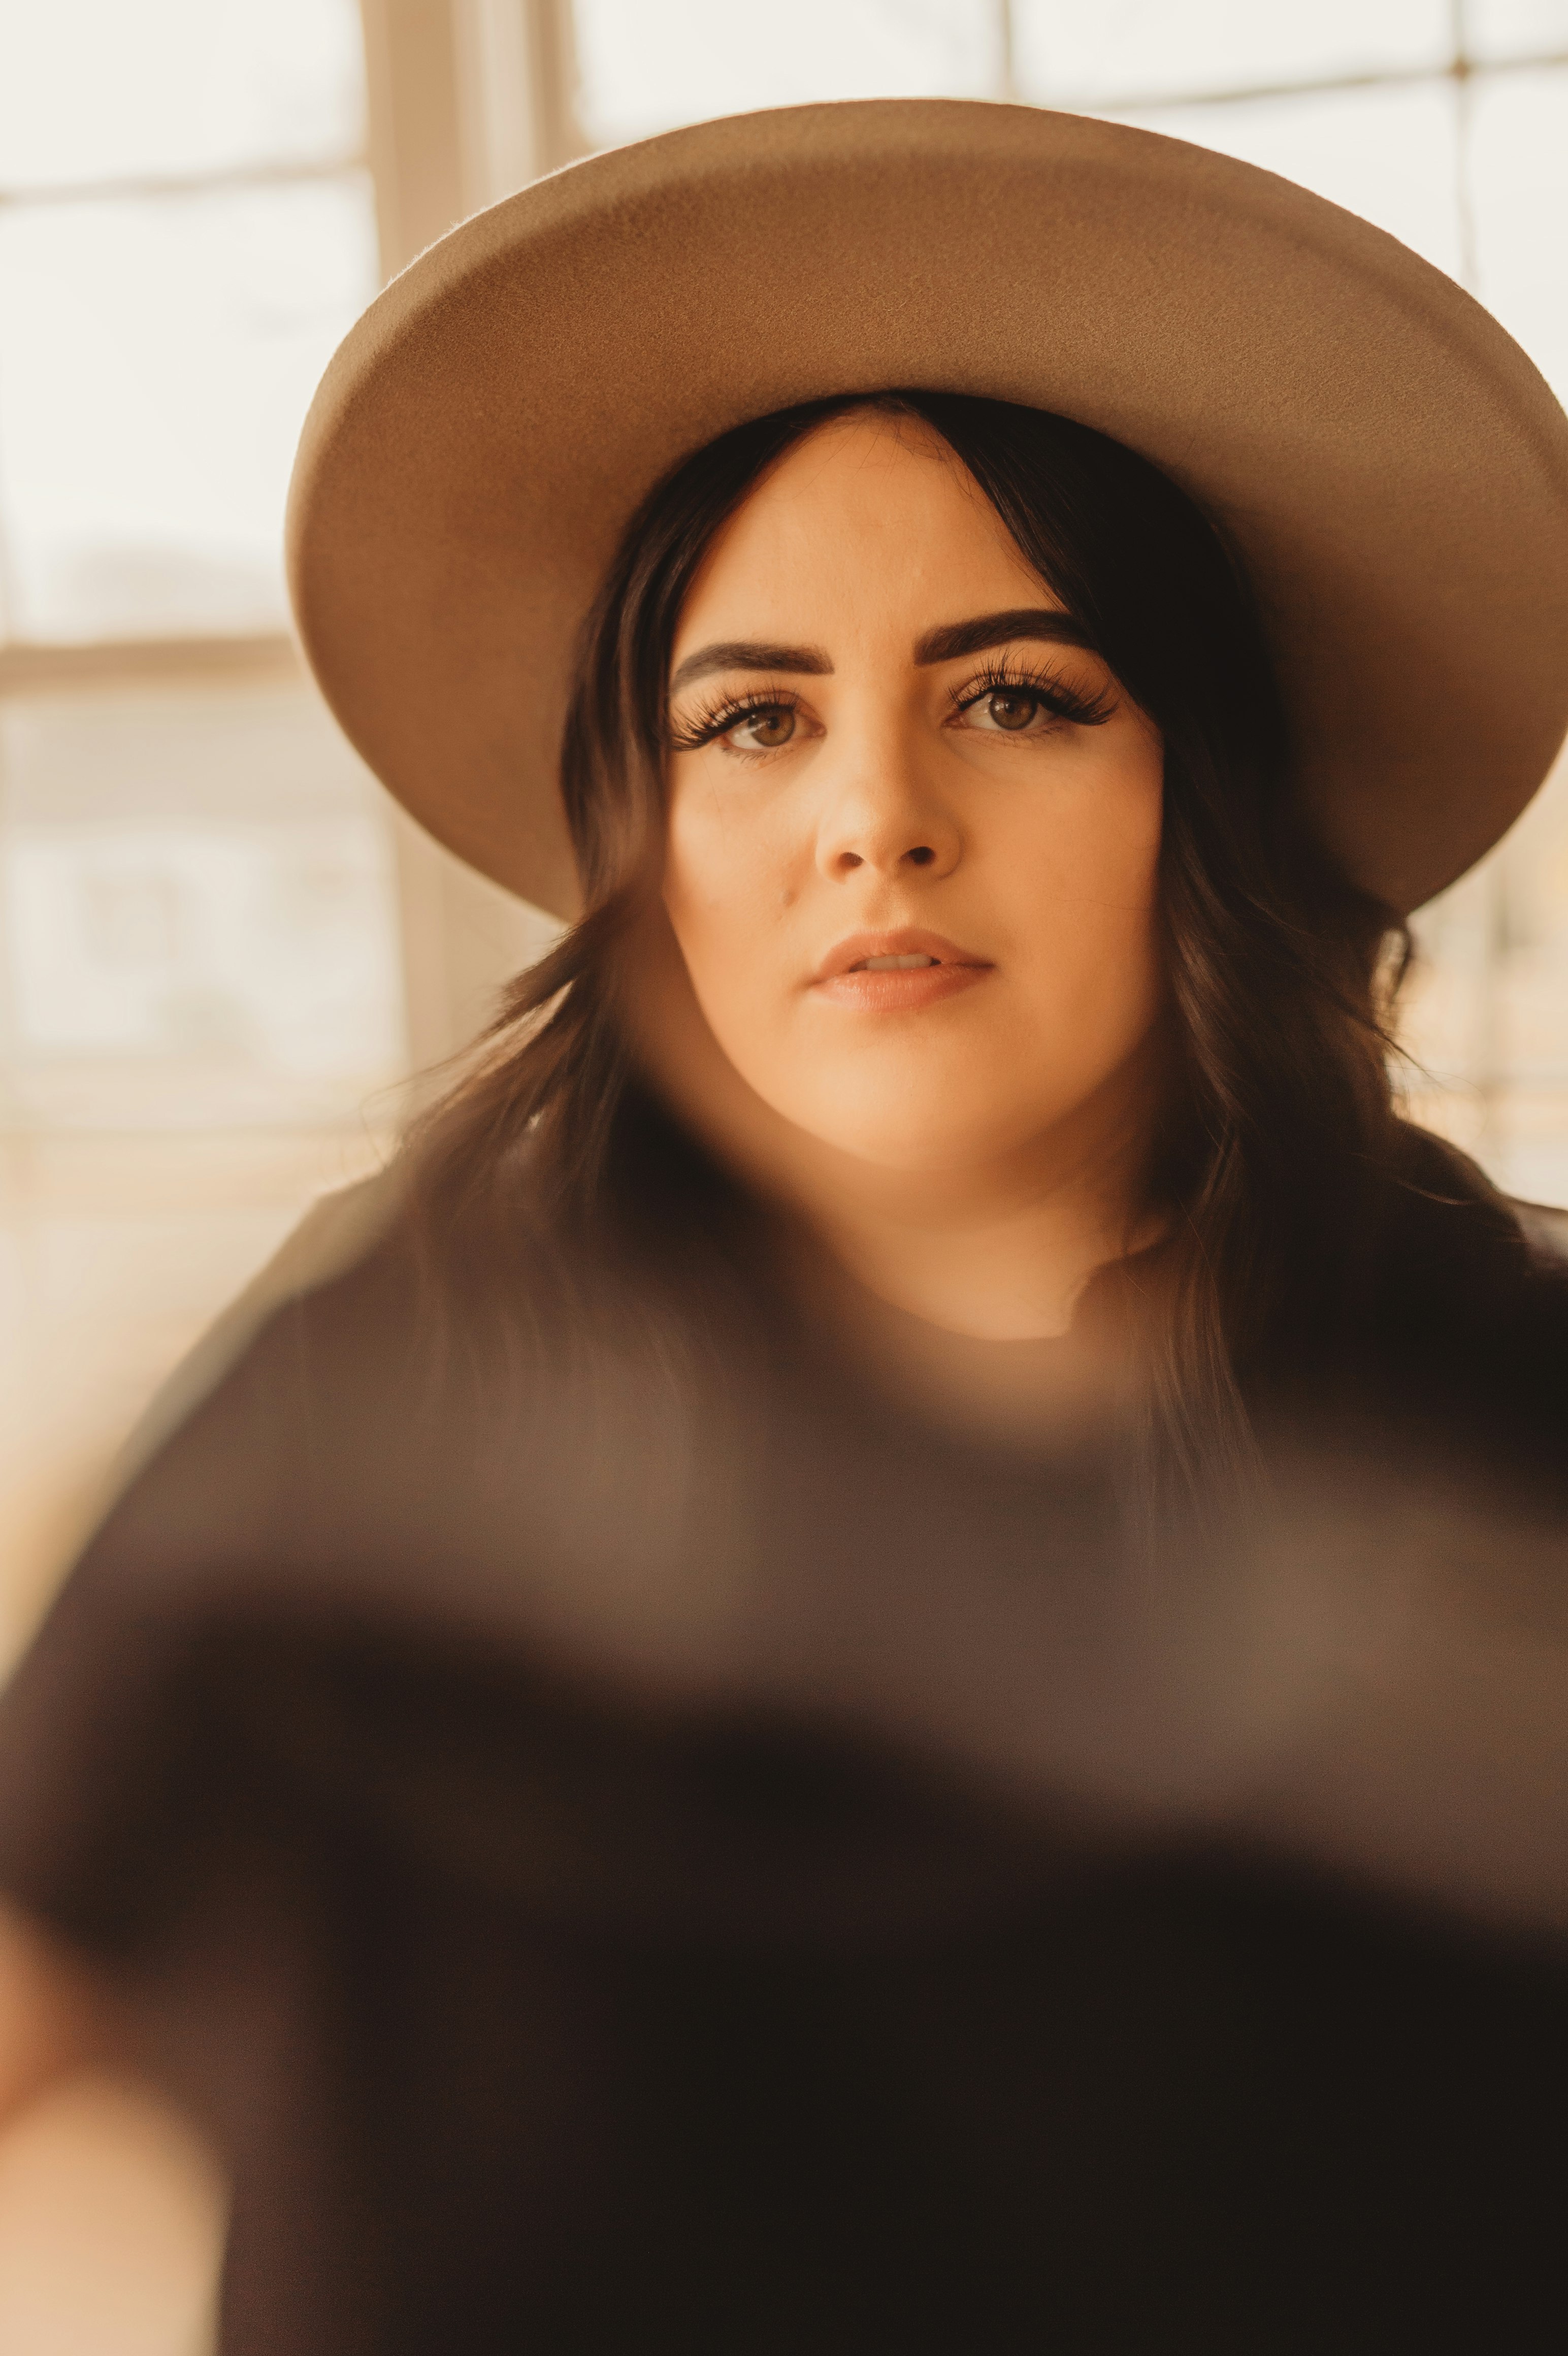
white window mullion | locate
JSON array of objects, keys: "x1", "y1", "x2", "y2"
[{"x1": 359, "y1": 0, "x2": 571, "y2": 1079}]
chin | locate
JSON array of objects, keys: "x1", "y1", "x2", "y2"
[{"x1": 796, "y1": 1090, "x2": 1061, "y2": 1179}]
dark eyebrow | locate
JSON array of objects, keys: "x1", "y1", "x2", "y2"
[
  {"x1": 914, "y1": 608, "x2": 1096, "y2": 665},
  {"x1": 668, "y1": 640, "x2": 833, "y2": 693}
]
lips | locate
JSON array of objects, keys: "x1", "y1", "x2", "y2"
[{"x1": 810, "y1": 928, "x2": 994, "y2": 1010}]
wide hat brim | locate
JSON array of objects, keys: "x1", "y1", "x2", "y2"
[{"x1": 287, "y1": 98, "x2": 1568, "y2": 920}]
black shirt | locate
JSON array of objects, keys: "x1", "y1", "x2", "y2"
[{"x1": 0, "y1": 1135, "x2": 1565, "y2": 2353}]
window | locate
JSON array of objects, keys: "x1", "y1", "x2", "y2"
[
  {"x1": 0, "y1": 2, "x2": 402, "y2": 1665},
  {"x1": 0, "y1": 3, "x2": 374, "y2": 643},
  {"x1": 0, "y1": 2, "x2": 582, "y2": 1665}
]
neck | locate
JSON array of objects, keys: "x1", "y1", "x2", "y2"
[{"x1": 803, "y1": 1130, "x2": 1156, "y2": 1345}]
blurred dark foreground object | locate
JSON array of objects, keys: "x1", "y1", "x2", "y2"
[{"x1": 0, "y1": 1148, "x2": 1566, "y2": 2351}]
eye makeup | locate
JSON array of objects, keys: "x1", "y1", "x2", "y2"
[
  {"x1": 947, "y1": 659, "x2": 1116, "y2": 731},
  {"x1": 666, "y1": 684, "x2": 806, "y2": 754},
  {"x1": 667, "y1": 655, "x2": 1116, "y2": 759}
]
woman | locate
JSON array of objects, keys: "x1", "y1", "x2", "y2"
[{"x1": 1, "y1": 100, "x2": 1567, "y2": 2352}]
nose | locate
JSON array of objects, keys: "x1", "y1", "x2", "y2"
[{"x1": 815, "y1": 740, "x2": 961, "y2": 885}]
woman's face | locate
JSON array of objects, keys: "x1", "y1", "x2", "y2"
[{"x1": 660, "y1": 412, "x2": 1166, "y2": 1179}]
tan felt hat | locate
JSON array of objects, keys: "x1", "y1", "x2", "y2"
[{"x1": 286, "y1": 98, "x2": 1568, "y2": 920}]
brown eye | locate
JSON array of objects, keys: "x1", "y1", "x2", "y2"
[
  {"x1": 983, "y1": 689, "x2": 1041, "y2": 733},
  {"x1": 729, "y1": 705, "x2": 797, "y2": 750}
]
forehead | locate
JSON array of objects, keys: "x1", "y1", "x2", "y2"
[{"x1": 671, "y1": 412, "x2": 1049, "y2": 650}]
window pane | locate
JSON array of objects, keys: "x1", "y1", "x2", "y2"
[
  {"x1": 1106, "y1": 79, "x2": 1463, "y2": 280},
  {"x1": 1469, "y1": 63, "x2": 1568, "y2": 403},
  {"x1": 1402, "y1": 750, "x2": 1568, "y2": 1205},
  {"x1": 572, "y1": 0, "x2": 1002, "y2": 150},
  {"x1": 0, "y1": 0, "x2": 365, "y2": 192},
  {"x1": 1013, "y1": 0, "x2": 1452, "y2": 107},
  {"x1": 0, "y1": 676, "x2": 406, "y2": 1129},
  {"x1": 1467, "y1": 0, "x2": 1568, "y2": 64},
  {"x1": 0, "y1": 175, "x2": 379, "y2": 642}
]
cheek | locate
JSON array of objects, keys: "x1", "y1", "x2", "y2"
[
  {"x1": 956, "y1": 749, "x2": 1166, "y2": 1136},
  {"x1": 662, "y1": 771, "x2": 797, "y2": 1032},
  {"x1": 1052, "y1": 725, "x2": 1164, "y2": 886},
  {"x1": 997, "y1": 738, "x2": 1164, "y2": 972},
  {"x1": 666, "y1": 766, "x2": 780, "y2": 921}
]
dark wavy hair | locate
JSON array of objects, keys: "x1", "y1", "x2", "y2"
[{"x1": 407, "y1": 392, "x2": 1409, "y2": 1491}]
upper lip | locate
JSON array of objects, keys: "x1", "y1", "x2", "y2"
[{"x1": 812, "y1": 928, "x2": 993, "y2": 981}]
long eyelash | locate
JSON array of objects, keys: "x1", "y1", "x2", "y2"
[
  {"x1": 666, "y1": 686, "x2": 802, "y2": 752},
  {"x1": 950, "y1": 659, "x2": 1116, "y2": 728}
]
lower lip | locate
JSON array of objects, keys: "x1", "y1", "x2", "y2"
[{"x1": 811, "y1": 963, "x2": 993, "y2": 1010}]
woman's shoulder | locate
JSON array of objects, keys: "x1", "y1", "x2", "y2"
[
  {"x1": 114, "y1": 1163, "x2": 410, "y2": 1498},
  {"x1": 73, "y1": 1148, "x2": 735, "y2": 1638},
  {"x1": 1385, "y1": 1121, "x2": 1568, "y2": 1290},
  {"x1": 1509, "y1": 1194, "x2": 1568, "y2": 1269},
  {"x1": 116, "y1": 1148, "x2": 585, "y2": 1483},
  {"x1": 1360, "y1": 1122, "x2": 1568, "y2": 1485}
]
